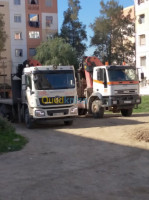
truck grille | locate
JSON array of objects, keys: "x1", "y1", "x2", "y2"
[
  {"x1": 115, "y1": 90, "x2": 136, "y2": 94},
  {"x1": 39, "y1": 96, "x2": 74, "y2": 106}
]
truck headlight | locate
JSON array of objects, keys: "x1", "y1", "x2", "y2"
[
  {"x1": 35, "y1": 110, "x2": 45, "y2": 117},
  {"x1": 70, "y1": 106, "x2": 78, "y2": 114}
]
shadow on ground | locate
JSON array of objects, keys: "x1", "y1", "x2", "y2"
[
  {"x1": 31, "y1": 113, "x2": 148, "y2": 129},
  {"x1": 0, "y1": 116, "x2": 149, "y2": 200}
]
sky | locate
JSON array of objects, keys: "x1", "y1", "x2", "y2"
[{"x1": 57, "y1": 0, "x2": 134, "y2": 55}]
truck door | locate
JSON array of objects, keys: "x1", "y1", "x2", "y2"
[{"x1": 94, "y1": 68, "x2": 107, "y2": 94}]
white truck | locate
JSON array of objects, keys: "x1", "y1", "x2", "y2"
[
  {"x1": 0, "y1": 61, "x2": 78, "y2": 128},
  {"x1": 77, "y1": 56, "x2": 141, "y2": 118}
]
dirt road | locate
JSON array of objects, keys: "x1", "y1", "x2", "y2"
[{"x1": 0, "y1": 113, "x2": 149, "y2": 200}]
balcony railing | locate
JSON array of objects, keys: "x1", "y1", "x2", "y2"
[
  {"x1": 28, "y1": 4, "x2": 39, "y2": 10},
  {"x1": 29, "y1": 21, "x2": 40, "y2": 28}
]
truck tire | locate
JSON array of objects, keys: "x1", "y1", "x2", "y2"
[
  {"x1": 64, "y1": 120, "x2": 73, "y2": 126},
  {"x1": 91, "y1": 100, "x2": 104, "y2": 118},
  {"x1": 24, "y1": 108, "x2": 34, "y2": 129},
  {"x1": 121, "y1": 108, "x2": 133, "y2": 117}
]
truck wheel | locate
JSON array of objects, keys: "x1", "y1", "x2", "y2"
[
  {"x1": 121, "y1": 108, "x2": 133, "y2": 117},
  {"x1": 91, "y1": 100, "x2": 104, "y2": 118},
  {"x1": 24, "y1": 108, "x2": 34, "y2": 129},
  {"x1": 64, "y1": 120, "x2": 73, "y2": 126}
]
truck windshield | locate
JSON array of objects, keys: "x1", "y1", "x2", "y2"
[
  {"x1": 34, "y1": 70, "x2": 75, "y2": 90},
  {"x1": 108, "y1": 69, "x2": 138, "y2": 82}
]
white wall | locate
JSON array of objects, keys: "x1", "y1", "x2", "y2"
[
  {"x1": 135, "y1": 0, "x2": 149, "y2": 81},
  {"x1": 9, "y1": 0, "x2": 27, "y2": 73}
]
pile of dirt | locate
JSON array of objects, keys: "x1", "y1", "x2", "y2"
[{"x1": 134, "y1": 128, "x2": 149, "y2": 142}]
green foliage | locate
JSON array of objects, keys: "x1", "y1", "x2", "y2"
[
  {"x1": 91, "y1": 0, "x2": 135, "y2": 65},
  {"x1": 133, "y1": 96, "x2": 149, "y2": 113},
  {"x1": 34, "y1": 37, "x2": 78, "y2": 67},
  {"x1": 0, "y1": 13, "x2": 7, "y2": 56},
  {"x1": 0, "y1": 117, "x2": 27, "y2": 153},
  {"x1": 68, "y1": 0, "x2": 81, "y2": 20},
  {"x1": 60, "y1": 0, "x2": 87, "y2": 61}
]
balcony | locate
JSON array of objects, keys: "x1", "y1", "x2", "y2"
[
  {"x1": 29, "y1": 21, "x2": 40, "y2": 28},
  {"x1": 28, "y1": 4, "x2": 39, "y2": 10}
]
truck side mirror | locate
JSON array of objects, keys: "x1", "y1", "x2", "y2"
[
  {"x1": 141, "y1": 72, "x2": 144, "y2": 80},
  {"x1": 22, "y1": 75, "x2": 27, "y2": 90}
]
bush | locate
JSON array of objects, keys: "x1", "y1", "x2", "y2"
[
  {"x1": 0, "y1": 117, "x2": 15, "y2": 134},
  {"x1": 0, "y1": 117, "x2": 28, "y2": 153}
]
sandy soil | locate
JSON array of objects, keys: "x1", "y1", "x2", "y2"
[{"x1": 0, "y1": 113, "x2": 149, "y2": 200}]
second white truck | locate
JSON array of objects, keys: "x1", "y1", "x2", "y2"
[{"x1": 77, "y1": 56, "x2": 141, "y2": 118}]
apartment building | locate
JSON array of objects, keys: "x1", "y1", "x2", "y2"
[
  {"x1": 0, "y1": 0, "x2": 11, "y2": 85},
  {"x1": 123, "y1": 5, "x2": 135, "y2": 65},
  {"x1": 0, "y1": 0, "x2": 58, "y2": 85},
  {"x1": 135, "y1": 0, "x2": 149, "y2": 90},
  {"x1": 25, "y1": 0, "x2": 58, "y2": 58}
]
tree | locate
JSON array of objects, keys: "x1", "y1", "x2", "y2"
[
  {"x1": 60, "y1": 0, "x2": 87, "y2": 61},
  {"x1": 34, "y1": 37, "x2": 78, "y2": 67},
  {"x1": 90, "y1": 0, "x2": 135, "y2": 65},
  {"x1": 0, "y1": 13, "x2": 7, "y2": 57}
]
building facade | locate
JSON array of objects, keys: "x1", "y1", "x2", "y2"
[
  {"x1": 123, "y1": 5, "x2": 135, "y2": 65},
  {"x1": 0, "y1": 0, "x2": 58, "y2": 85},
  {"x1": 0, "y1": 0, "x2": 11, "y2": 85},
  {"x1": 135, "y1": 0, "x2": 149, "y2": 91}
]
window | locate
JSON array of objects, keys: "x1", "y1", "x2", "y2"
[
  {"x1": 15, "y1": 32, "x2": 22, "y2": 40},
  {"x1": 26, "y1": 76, "x2": 32, "y2": 89},
  {"x1": 138, "y1": 0, "x2": 145, "y2": 4},
  {"x1": 29, "y1": 48, "x2": 36, "y2": 56},
  {"x1": 14, "y1": 15, "x2": 21, "y2": 23},
  {"x1": 46, "y1": 16, "x2": 53, "y2": 27},
  {"x1": 140, "y1": 56, "x2": 146, "y2": 66},
  {"x1": 97, "y1": 69, "x2": 104, "y2": 81},
  {"x1": 97, "y1": 69, "x2": 107, "y2": 88},
  {"x1": 46, "y1": 0, "x2": 52, "y2": 7},
  {"x1": 29, "y1": 0, "x2": 38, "y2": 4},
  {"x1": 29, "y1": 31, "x2": 40, "y2": 39},
  {"x1": 47, "y1": 34, "x2": 53, "y2": 40},
  {"x1": 29, "y1": 14, "x2": 38, "y2": 22},
  {"x1": 138, "y1": 14, "x2": 145, "y2": 24},
  {"x1": 29, "y1": 14, "x2": 39, "y2": 27},
  {"x1": 139, "y1": 34, "x2": 145, "y2": 45},
  {"x1": 14, "y1": 0, "x2": 21, "y2": 5},
  {"x1": 15, "y1": 49, "x2": 23, "y2": 57}
]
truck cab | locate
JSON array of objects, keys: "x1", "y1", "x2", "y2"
[
  {"x1": 22, "y1": 65, "x2": 78, "y2": 128},
  {"x1": 92, "y1": 65, "x2": 141, "y2": 116},
  {"x1": 77, "y1": 56, "x2": 141, "y2": 118}
]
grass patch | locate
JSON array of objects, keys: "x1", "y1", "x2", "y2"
[
  {"x1": 133, "y1": 95, "x2": 149, "y2": 113},
  {"x1": 0, "y1": 117, "x2": 28, "y2": 153}
]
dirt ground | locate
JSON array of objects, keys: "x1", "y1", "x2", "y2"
[{"x1": 0, "y1": 113, "x2": 149, "y2": 200}]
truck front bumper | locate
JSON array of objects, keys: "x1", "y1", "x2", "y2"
[
  {"x1": 31, "y1": 105, "x2": 78, "y2": 119},
  {"x1": 105, "y1": 95, "x2": 141, "y2": 108}
]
